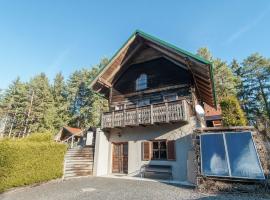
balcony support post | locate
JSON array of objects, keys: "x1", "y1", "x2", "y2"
[
  {"x1": 123, "y1": 109, "x2": 126, "y2": 127},
  {"x1": 150, "y1": 104, "x2": 153, "y2": 124},
  {"x1": 165, "y1": 102, "x2": 169, "y2": 122},
  {"x1": 136, "y1": 107, "x2": 139, "y2": 125},
  {"x1": 112, "y1": 111, "x2": 115, "y2": 128}
]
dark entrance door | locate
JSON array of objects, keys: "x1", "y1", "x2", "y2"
[{"x1": 112, "y1": 142, "x2": 128, "y2": 174}]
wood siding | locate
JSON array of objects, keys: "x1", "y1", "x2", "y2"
[
  {"x1": 113, "y1": 57, "x2": 192, "y2": 95},
  {"x1": 110, "y1": 57, "x2": 193, "y2": 109}
]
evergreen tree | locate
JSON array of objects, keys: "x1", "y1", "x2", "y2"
[
  {"x1": 220, "y1": 96, "x2": 247, "y2": 126},
  {"x1": 52, "y1": 72, "x2": 69, "y2": 130},
  {"x1": 240, "y1": 53, "x2": 270, "y2": 125},
  {"x1": 28, "y1": 73, "x2": 56, "y2": 133},
  {"x1": 66, "y1": 58, "x2": 108, "y2": 128},
  {"x1": 0, "y1": 78, "x2": 29, "y2": 136},
  {"x1": 197, "y1": 48, "x2": 237, "y2": 100}
]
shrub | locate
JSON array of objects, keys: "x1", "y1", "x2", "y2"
[
  {"x1": 220, "y1": 96, "x2": 247, "y2": 126},
  {"x1": 22, "y1": 132, "x2": 53, "y2": 142},
  {"x1": 0, "y1": 135, "x2": 67, "y2": 192}
]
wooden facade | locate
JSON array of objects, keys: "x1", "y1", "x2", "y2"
[{"x1": 91, "y1": 30, "x2": 217, "y2": 129}]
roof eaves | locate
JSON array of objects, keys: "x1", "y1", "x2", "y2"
[
  {"x1": 89, "y1": 30, "x2": 138, "y2": 87},
  {"x1": 209, "y1": 62, "x2": 217, "y2": 108},
  {"x1": 135, "y1": 29, "x2": 211, "y2": 65}
]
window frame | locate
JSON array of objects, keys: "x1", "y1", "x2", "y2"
[
  {"x1": 163, "y1": 93, "x2": 178, "y2": 102},
  {"x1": 200, "y1": 132, "x2": 265, "y2": 180},
  {"x1": 151, "y1": 140, "x2": 167, "y2": 160},
  {"x1": 136, "y1": 73, "x2": 148, "y2": 91},
  {"x1": 137, "y1": 98, "x2": 150, "y2": 107}
]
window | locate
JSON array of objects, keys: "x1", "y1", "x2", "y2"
[
  {"x1": 152, "y1": 140, "x2": 167, "y2": 160},
  {"x1": 200, "y1": 132, "x2": 265, "y2": 180},
  {"x1": 164, "y1": 94, "x2": 177, "y2": 102},
  {"x1": 142, "y1": 140, "x2": 175, "y2": 161},
  {"x1": 136, "y1": 74, "x2": 147, "y2": 91},
  {"x1": 150, "y1": 97, "x2": 163, "y2": 104},
  {"x1": 115, "y1": 104, "x2": 124, "y2": 111},
  {"x1": 137, "y1": 99, "x2": 150, "y2": 107}
]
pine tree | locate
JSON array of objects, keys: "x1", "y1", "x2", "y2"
[
  {"x1": 28, "y1": 73, "x2": 56, "y2": 133},
  {"x1": 240, "y1": 53, "x2": 270, "y2": 125},
  {"x1": 197, "y1": 48, "x2": 237, "y2": 100},
  {"x1": 0, "y1": 78, "x2": 29, "y2": 136},
  {"x1": 52, "y1": 72, "x2": 69, "y2": 130},
  {"x1": 66, "y1": 58, "x2": 108, "y2": 128}
]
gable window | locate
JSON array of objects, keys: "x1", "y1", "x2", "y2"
[
  {"x1": 136, "y1": 74, "x2": 147, "y2": 91},
  {"x1": 200, "y1": 132, "x2": 265, "y2": 180}
]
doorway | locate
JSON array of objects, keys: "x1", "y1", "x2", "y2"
[{"x1": 112, "y1": 142, "x2": 128, "y2": 174}]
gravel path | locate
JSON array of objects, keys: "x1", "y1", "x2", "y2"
[{"x1": 0, "y1": 177, "x2": 268, "y2": 200}]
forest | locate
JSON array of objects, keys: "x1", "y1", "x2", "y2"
[{"x1": 0, "y1": 49, "x2": 269, "y2": 138}]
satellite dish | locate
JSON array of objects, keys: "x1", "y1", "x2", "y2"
[{"x1": 195, "y1": 105, "x2": 205, "y2": 117}]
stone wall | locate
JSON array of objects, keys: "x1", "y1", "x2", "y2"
[{"x1": 193, "y1": 127, "x2": 270, "y2": 193}]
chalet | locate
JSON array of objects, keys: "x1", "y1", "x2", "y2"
[{"x1": 90, "y1": 30, "x2": 265, "y2": 185}]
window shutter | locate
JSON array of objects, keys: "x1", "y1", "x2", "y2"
[
  {"x1": 142, "y1": 141, "x2": 151, "y2": 160},
  {"x1": 167, "y1": 140, "x2": 176, "y2": 160}
]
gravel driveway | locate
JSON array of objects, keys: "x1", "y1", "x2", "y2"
[{"x1": 0, "y1": 177, "x2": 268, "y2": 200}]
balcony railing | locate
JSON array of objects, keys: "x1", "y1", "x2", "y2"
[{"x1": 101, "y1": 100, "x2": 190, "y2": 129}]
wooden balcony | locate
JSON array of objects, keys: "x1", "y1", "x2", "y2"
[{"x1": 101, "y1": 100, "x2": 190, "y2": 129}]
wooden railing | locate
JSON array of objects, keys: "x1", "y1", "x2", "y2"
[
  {"x1": 62, "y1": 135, "x2": 77, "y2": 149},
  {"x1": 101, "y1": 100, "x2": 190, "y2": 129}
]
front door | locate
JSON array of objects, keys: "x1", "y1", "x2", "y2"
[{"x1": 112, "y1": 142, "x2": 128, "y2": 174}]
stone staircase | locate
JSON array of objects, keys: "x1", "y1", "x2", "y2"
[{"x1": 63, "y1": 146, "x2": 94, "y2": 179}]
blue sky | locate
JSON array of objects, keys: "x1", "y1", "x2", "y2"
[{"x1": 0, "y1": 0, "x2": 270, "y2": 89}]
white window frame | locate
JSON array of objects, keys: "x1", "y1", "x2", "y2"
[{"x1": 136, "y1": 74, "x2": 147, "y2": 91}]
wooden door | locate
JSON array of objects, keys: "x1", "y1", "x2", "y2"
[{"x1": 112, "y1": 143, "x2": 128, "y2": 174}]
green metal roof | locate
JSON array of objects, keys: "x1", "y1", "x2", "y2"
[{"x1": 91, "y1": 30, "x2": 217, "y2": 107}]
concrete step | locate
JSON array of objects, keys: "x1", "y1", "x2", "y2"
[
  {"x1": 65, "y1": 159, "x2": 93, "y2": 162},
  {"x1": 65, "y1": 154, "x2": 93, "y2": 158},
  {"x1": 65, "y1": 156, "x2": 93, "y2": 159},
  {"x1": 63, "y1": 146, "x2": 94, "y2": 179},
  {"x1": 64, "y1": 171, "x2": 92, "y2": 177},
  {"x1": 65, "y1": 153, "x2": 93, "y2": 156},
  {"x1": 65, "y1": 167, "x2": 93, "y2": 171},
  {"x1": 65, "y1": 165, "x2": 93, "y2": 169}
]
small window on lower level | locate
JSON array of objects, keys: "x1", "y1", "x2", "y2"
[{"x1": 152, "y1": 140, "x2": 167, "y2": 160}]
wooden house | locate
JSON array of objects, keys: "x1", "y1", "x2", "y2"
[{"x1": 91, "y1": 30, "x2": 217, "y2": 182}]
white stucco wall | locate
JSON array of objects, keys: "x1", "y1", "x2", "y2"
[
  {"x1": 106, "y1": 117, "x2": 198, "y2": 181},
  {"x1": 93, "y1": 128, "x2": 110, "y2": 176}
]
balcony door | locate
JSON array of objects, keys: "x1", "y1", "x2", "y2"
[{"x1": 112, "y1": 142, "x2": 128, "y2": 174}]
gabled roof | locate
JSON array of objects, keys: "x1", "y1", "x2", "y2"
[
  {"x1": 63, "y1": 126, "x2": 83, "y2": 136},
  {"x1": 90, "y1": 30, "x2": 217, "y2": 107}
]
